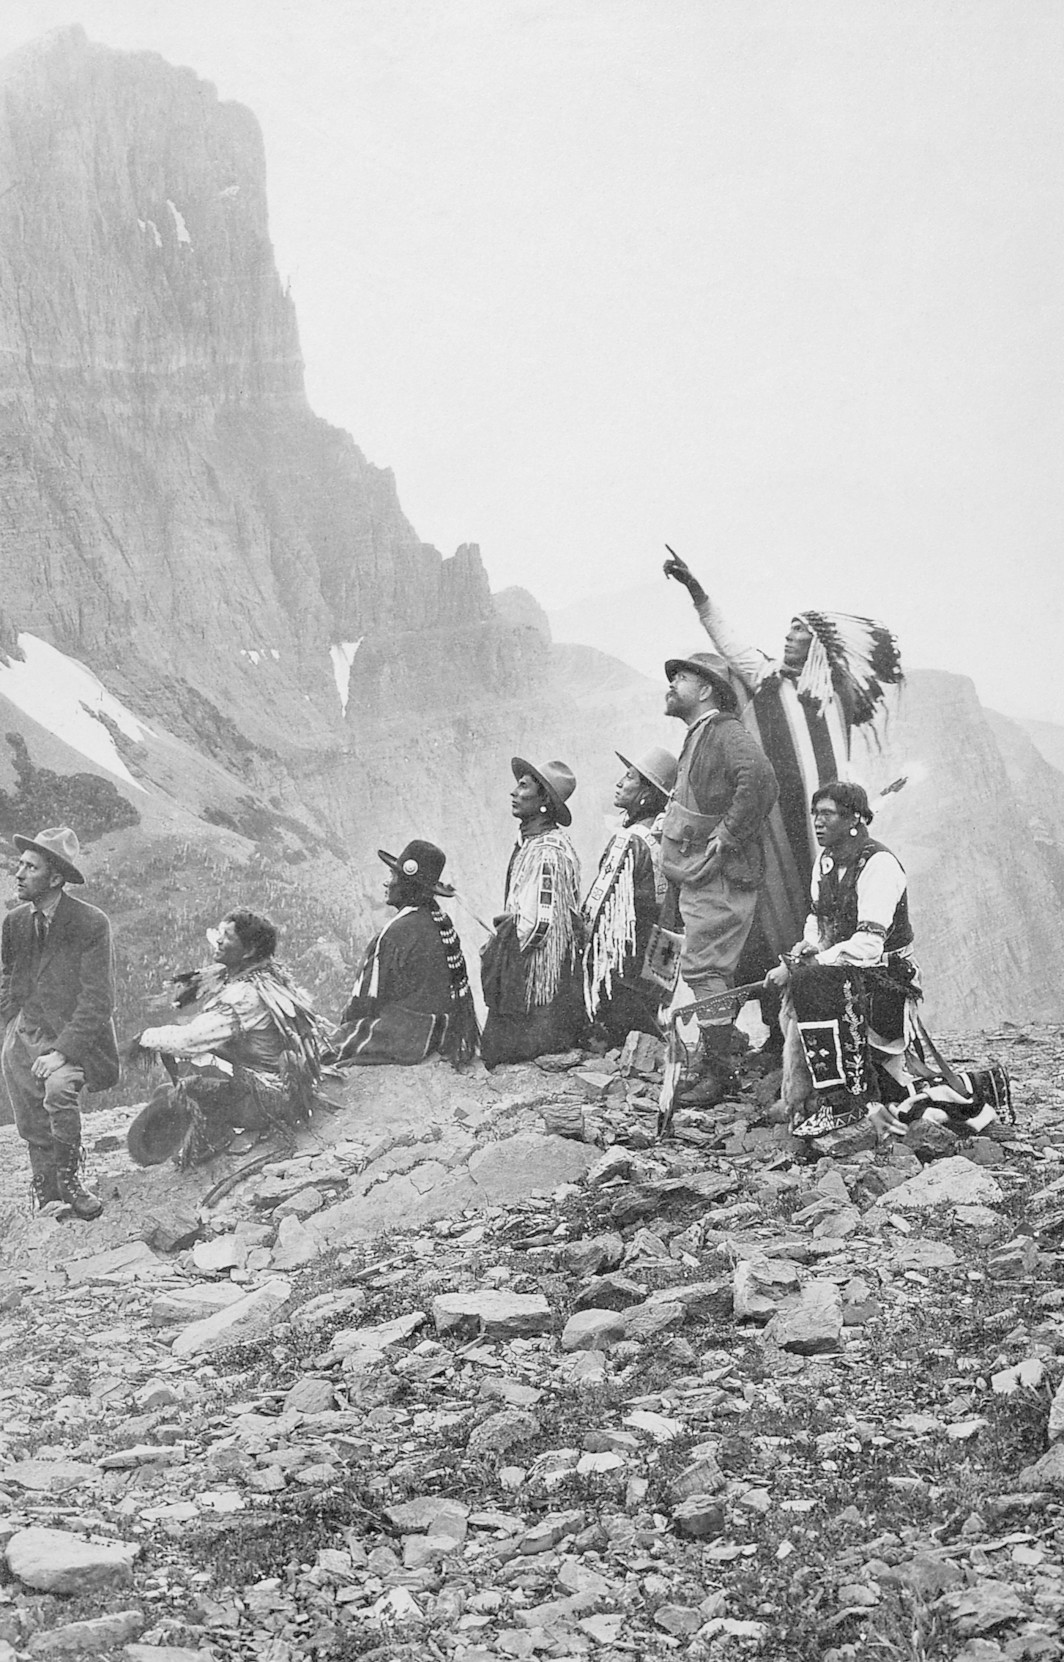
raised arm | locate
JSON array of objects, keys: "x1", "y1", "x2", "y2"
[{"x1": 663, "y1": 550, "x2": 769, "y2": 691}]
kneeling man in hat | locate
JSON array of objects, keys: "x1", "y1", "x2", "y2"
[
  {"x1": 1, "y1": 827, "x2": 120, "y2": 1218},
  {"x1": 331, "y1": 841, "x2": 478, "y2": 1067}
]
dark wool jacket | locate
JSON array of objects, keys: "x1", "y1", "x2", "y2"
[
  {"x1": 661, "y1": 709, "x2": 779, "y2": 889},
  {"x1": 1, "y1": 891, "x2": 121, "y2": 1092}
]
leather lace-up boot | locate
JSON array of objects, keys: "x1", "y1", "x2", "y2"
[
  {"x1": 27, "y1": 1144, "x2": 61, "y2": 1208},
  {"x1": 680, "y1": 1022, "x2": 739, "y2": 1109},
  {"x1": 54, "y1": 1139, "x2": 103, "y2": 1221}
]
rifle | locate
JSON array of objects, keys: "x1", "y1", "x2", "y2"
[{"x1": 657, "y1": 978, "x2": 768, "y2": 1137}]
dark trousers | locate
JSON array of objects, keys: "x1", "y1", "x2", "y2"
[{"x1": 1, "y1": 1015, "x2": 85, "y2": 1152}]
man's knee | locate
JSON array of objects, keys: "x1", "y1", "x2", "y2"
[
  {"x1": 686, "y1": 971, "x2": 729, "y2": 1002},
  {"x1": 43, "y1": 1063, "x2": 85, "y2": 1114}
]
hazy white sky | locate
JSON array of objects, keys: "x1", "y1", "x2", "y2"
[{"x1": 3, "y1": 1, "x2": 1062, "y2": 720}]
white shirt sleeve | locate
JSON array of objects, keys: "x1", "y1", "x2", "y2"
[
  {"x1": 816, "y1": 849, "x2": 907, "y2": 966},
  {"x1": 695, "y1": 595, "x2": 774, "y2": 693},
  {"x1": 140, "y1": 982, "x2": 265, "y2": 1057}
]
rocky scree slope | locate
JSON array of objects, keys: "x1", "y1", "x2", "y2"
[{"x1": 0, "y1": 1026, "x2": 1064, "y2": 1659}]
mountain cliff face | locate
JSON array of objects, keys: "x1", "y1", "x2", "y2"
[
  {"x1": 0, "y1": 27, "x2": 518, "y2": 753},
  {"x1": 0, "y1": 27, "x2": 1059, "y2": 1048},
  {"x1": 0, "y1": 27, "x2": 667, "y2": 1020}
]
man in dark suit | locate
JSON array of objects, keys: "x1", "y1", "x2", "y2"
[{"x1": 1, "y1": 827, "x2": 119, "y2": 1219}]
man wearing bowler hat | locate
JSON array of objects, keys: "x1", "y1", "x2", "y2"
[
  {"x1": 662, "y1": 653, "x2": 778, "y2": 1106},
  {"x1": 1, "y1": 826, "x2": 119, "y2": 1218},
  {"x1": 331, "y1": 840, "x2": 479, "y2": 1067}
]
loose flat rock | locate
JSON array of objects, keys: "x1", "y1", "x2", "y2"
[
  {"x1": 140, "y1": 1205, "x2": 201, "y2": 1254},
  {"x1": 465, "y1": 1131, "x2": 596, "y2": 1200},
  {"x1": 192, "y1": 1234, "x2": 244, "y2": 1273},
  {"x1": 431, "y1": 1291, "x2": 552, "y2": 1340},
  {"x1": 331, "y1": 1312, "x2": 426, "y2": 1353},
  {"x1": 622, "y1": 1300, "x2": 684, "y2": 1340},
  {"x1": 386, "y1": 1497, "x2": 469, "y2": 1543},
  {"x1": 65, "y1": 1242, "x2": 165, "y2": 1284},
  {"x1": 283, "y1": 1376, "x2": 336, "y2": 1414},
  {"x1": 671, "y1": 1497, "x2": 725, "y2": 1539},
  {"x1": 870, "y1": 1157, "x2": 1003, "y2": 1213},
  {"x1": 274, "y1": 1186, "x2": 325, "y2": 1218},
  {"x1": 1018, "y1": 1443, "x2": 1064, "y2": 1492},
  {"x1": 572, "y1": 1273, "x2": 647, "y2": 1313},
  {"x1": 170, "y1": 1277, "x2": 292, "y2": 1357},
  {"x1": 563, "y1": 1233, "x2": 625, "y2": 1277},
  {"x1": 894, "y1": 1240, "x2": 959, "y2": 1271},
  {"x1": 289, "y1": 1287, "x2": 367, "y2": 1331},
  {"x1": 585, "y1": 1148, "x2": 635, "y2": 1186},
  {"x1": 150, "y1": 1283, "x2": 245, "y2": 1326},
  {"x1": 308, "y1": 1131, "x2": 594, "y2": 1244},
  {"x1": 668, "y1": 1452, "x2": 726, "y2": 1501},
  {"x1": 467, "y1": 1409, "x2": 540, "y2": 1457},
  {"x1": 270, "y1": 1214, "x2": 320, "y2": 1269},
  {"x1": 27, "y1": 1610, "x2": 143, "y2": 1655},
  {"x1": 125, "y1": 1650, "x2": 205, "y2": 1662},
  {"x1": 734, "y1": 1256, "x2": 801, "y2": 1322},
  {"x1": 5, "y1": 1527, "x2": 137, "y2": 1593},
  {"x1": 939, "y1": 1579, "x2": 1027, "y2": 1636},
  {"x1": 561, "y1": 1308, "x2": 627, "y2": 1351},
  {"x1": 1, "y1": 1460, "x2": 96, "y2": 1494},
  {"x1": 647, "y1": 1277, "x2": 731, "y2": 1320},
  {"x1": 765, "y1": 1279, "x2": 844, "y2": 1354}
]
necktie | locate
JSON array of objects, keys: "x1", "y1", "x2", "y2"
[{"x1": 34, "y1": 912, "x2": 47, "y2": 951}]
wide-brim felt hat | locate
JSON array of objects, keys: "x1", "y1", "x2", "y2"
[
  {"x1": 13, "y1": 826, "x2": 85, "y2": 884},
  {"x1": 663, "y1": 651, "x2": 737, "y2": 710},
  {"x1": 511, "y1": 757, "x2": 576, "y2": 827},
  {"x1": 615, "y1": 745, "x2": 677, "y2": 799},
  {"x1": 378, "y1": 839, "x2": 454, "y2": 897},
  {"x1": 126, "y1": 1084, "x2": 192, "y2": 1167}
]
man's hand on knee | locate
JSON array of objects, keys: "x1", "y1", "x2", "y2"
[{"x1": 31, "y1": 1049, "x2": 67, "y2": 1081}]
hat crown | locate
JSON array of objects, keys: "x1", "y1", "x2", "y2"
[
  {"x1": 13, "y1": 825, "x2": 84, "y2": 882},
  {"x1": 663, "y1": 651, "x2": 738, "y2": 712},
  {"x1": 377, "y1": 839, "x2": 452, "y2": 893},
  {"x1": 395, "y1": 839, "x2": 446, "y2": 885},
  {"x1": 510, "y1": 757, "x2": 577, "y2": 825},
  {"x1": 673, "y1": 651, "x2": 729, "y2": 679},
  {"x1": 30, "y1": 826, "x2": 80, "y2": 863},
  {"x1": 534, "y1": 760, "x2": 576, "y2": 803},
  {"x1": 616, "y1": 745, "x2": 677, "y2": 797}
]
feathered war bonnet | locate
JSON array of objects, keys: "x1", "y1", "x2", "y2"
[{"x1": 792, "y1": 612, "x2": 903, "y2": 727}]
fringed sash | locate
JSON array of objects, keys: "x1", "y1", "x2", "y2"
[
  {"x1": 506, "y1": 828, "x2": 581, "y2": 1010},
  {"x1": 582, "y1": 826, "x2": 652, "y2": 1018}
]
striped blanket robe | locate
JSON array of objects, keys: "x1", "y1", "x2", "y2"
[{"x1": 694, "y1": 595, "x2": 902, "y2": 981}]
